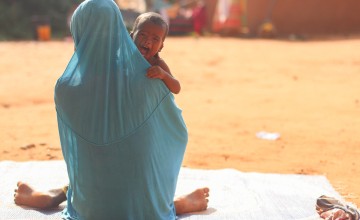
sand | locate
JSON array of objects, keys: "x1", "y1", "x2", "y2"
[{"x1": 0, "y1": 37, "x2": 359, "y2": 207}]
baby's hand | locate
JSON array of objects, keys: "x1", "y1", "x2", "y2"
[{"x1": 146, "y1": 66, "x2": 167, "y2": 80}]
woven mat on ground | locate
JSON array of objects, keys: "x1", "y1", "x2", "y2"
[{"x1": 0, "y1": 161, "x2": 342, "y2": 219}]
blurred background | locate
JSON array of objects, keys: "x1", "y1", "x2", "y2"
[
  {"x1": 1, "y1": 0, "x2": 360, "y2": 41},
  {"x1": 1, "y1": 0, "x2": 360, "y2": 209},
  {"x1": 0, "y1": 0, "x2": 82, "y2": 40}
]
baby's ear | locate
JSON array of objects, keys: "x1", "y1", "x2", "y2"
[{"x1": 158, "y1": 42, "x2": 164, "y2": 52}]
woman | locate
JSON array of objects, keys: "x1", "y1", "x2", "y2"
[{"x1": 53, "y1": 0, "x2": 207, "y2": 219}]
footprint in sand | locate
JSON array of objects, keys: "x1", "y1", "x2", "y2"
[
  {"x1": 20, "y1": 144, "x2": 36, "y2": 150},
  {"x1": 46, "y1": 153, "x2": 56, "y2": 160}
]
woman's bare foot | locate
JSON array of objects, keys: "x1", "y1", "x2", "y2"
[
  {"x1": 174, "y1": 187, "x2": 210, "y2": 215},
  {"x1": 14, "y1": 182, "x2": 67, "y2": 209},
  {"x1": 14, "y1": 183, "x2": 210, "y2": 214}
]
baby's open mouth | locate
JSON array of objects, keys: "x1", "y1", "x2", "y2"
[{"x1": 139, "y1": 46, "x2": 149, "y2": 55}]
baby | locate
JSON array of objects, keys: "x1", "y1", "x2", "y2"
[{"x1": 131, "y1": 12, "x2": 181, "y2": 94}]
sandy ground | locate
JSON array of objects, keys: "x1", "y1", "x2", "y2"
[{"x1": 0, "y1": 37, "x2": 359, "y2": 207}]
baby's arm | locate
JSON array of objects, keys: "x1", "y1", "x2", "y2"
[{"x1": 146, "y1": 59, "x2": 181, "y2": 94}]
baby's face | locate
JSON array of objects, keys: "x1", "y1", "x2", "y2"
[{"x1": 132, "y1": 21, "x2": 166, "y2": 61}]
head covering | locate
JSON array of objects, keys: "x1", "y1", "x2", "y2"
[{"x1": 54, "y1": 0, "x2": 188, "y2": 219}]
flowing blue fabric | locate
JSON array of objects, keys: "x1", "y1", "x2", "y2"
[{"x1": 54, "y1": 0, "x2": 188, "y2": 219}]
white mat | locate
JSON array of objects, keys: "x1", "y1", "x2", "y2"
[{"x1": 0, "y1": 161, "x2": 342, "y2": 220}]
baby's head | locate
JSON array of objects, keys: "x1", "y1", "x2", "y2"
[{"x1": 131, "y1": 12, "x2": 169, "y2": 61}]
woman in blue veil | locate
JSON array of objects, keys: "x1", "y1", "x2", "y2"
[{"x1": 53, "y1": 0, "x2": 207, "y2": 219}]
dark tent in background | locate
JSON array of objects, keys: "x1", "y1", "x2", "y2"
[
  {"x1": 247, "y1": 0, "x2": 360, "y2": 38},
  {"x1": 207, "y1": 0, "x2": 360, "y2": 38}
]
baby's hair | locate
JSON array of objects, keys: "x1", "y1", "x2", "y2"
[{"x1": 132, "y1": 12, "x2": 169, "y2": 40}]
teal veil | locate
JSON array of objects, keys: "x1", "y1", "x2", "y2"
[{"x1": 54, "y1": 0, "x2": 188, "y2": 219}]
